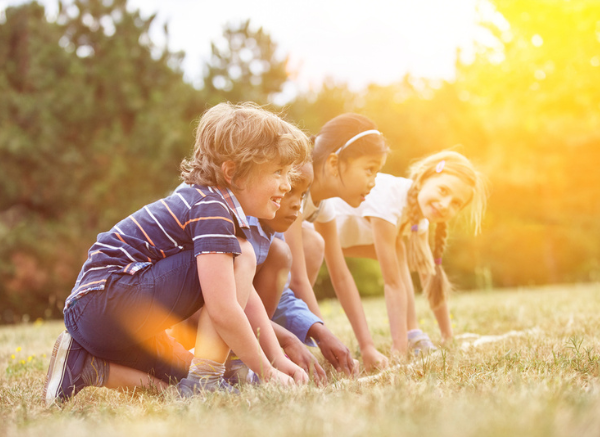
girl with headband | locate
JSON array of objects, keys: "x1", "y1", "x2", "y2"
[
  {"x1": 331, "y1": 150, "x2": 487, "y2": 357},
  {"x1": 284, "y1": 113, "x2": 390, "y2": 372}
]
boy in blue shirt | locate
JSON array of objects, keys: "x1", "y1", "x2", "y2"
[
  {"x1": 255, "y1": 162, "x2": 357, "y2": 380},
  {"x1": 44, "y1": 103, "x2": 311, "y2": 405}
]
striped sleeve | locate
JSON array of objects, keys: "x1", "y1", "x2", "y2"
[{"x1": 188, "y1": 196, "x2": 242, "y2": 257}]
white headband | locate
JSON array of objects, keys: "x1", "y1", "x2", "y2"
[{"x1": 334, "y1": 129, "x2": 382, "y2": 155}]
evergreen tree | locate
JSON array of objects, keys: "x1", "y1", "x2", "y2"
[{"x1": 202, "y1": 19, "x2": 288, "y2": 105}]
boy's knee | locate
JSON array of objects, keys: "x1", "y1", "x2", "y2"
[
  {"x1": 267, "y1": 238, "x2": 292, "y2": 271},
  {"x1": 236, "y1": 238, "x2": 257, "y2": 274}
]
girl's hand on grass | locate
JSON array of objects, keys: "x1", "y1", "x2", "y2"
[{"x1": 362, "y1": 346, "x2": 389, "y2": 373}]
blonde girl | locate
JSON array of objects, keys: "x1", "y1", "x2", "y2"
[
  {"x1": 284, "y1": 113, "x2": 390, "y2": 372},
  {"x1": 332, "y1": 150, "x2": 487, "y2": 356}
]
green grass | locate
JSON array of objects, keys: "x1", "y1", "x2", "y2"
[{"x1": 2, "y1": 283, "x2": 600, "y2": 437}]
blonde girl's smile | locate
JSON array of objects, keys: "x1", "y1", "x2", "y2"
[{"x1": 417, "y1": 173, "x2": 473, "y2": 223}]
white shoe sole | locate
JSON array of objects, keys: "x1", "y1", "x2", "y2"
[{"x1": 43, "y1": 331, "x2": 73, "y2": 407}]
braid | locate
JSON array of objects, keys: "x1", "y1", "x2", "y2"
[
  {"x1": 423, "y1": 222, "x2": 453, "y2": 309},
  {"x1": 404, "y1": 185, "x2": 435, "y2": 276}
]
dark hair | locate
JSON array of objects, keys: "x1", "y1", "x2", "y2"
[{"x1": 311, "y1": 114, "x2": 388, "y2": 172}]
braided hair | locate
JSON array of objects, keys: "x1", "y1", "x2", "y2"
[{"x1": 400, "y1": 150, "x2": 488, "y2": 309}]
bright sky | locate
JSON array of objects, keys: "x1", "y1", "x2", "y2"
[{"x1": 2, "y1": 0, "x2": 484, "y2": 99}]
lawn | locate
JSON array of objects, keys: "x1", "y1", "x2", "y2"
[{"x1": 1, "y1": 283, "x2": 600, "y2": 437}]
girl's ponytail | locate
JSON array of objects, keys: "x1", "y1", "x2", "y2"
[{"x1": 423, "y1": 222, "x2": 453, "y2": 310}]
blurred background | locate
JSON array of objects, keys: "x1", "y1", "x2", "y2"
[{"x1": 1, "y1": 0, "x2": 599, "y2": 323}]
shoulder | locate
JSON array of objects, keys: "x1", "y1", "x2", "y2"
[{"x1": 168, "y1": 185, "x2": 234, "y2": 221}]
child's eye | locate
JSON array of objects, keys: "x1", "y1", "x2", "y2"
[
  {"x1": 275, "y1": 169, "x2": 283, "y2": 175},
  {"x1": 439, "y1": 187, "x2": 448, "y2": 195}
]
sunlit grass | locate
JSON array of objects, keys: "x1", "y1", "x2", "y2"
[{"x1": 2, "y1": 283, "x2": 600, "y2": 437}]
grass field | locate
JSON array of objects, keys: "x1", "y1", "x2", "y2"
[{"x1": 2, "y1": 283, "x2": 600, "y2": 437}]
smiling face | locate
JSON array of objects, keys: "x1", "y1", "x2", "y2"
[
  {"x1": 417, "y1": 173, "x2": 473, "y2": 223},
  {"x1": 233, "y1": 161, "x2": 293, "y2": 220},
  {"x1": 262, "y1": 162, "x2": 313, "y2": 232},
  {"x1": 338, "y1": 153, "x2": 386, "y2": 207}
]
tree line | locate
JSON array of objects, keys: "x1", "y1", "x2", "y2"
[{"x1": 1, "y1": 0, "x2": 599, "y2": 322}]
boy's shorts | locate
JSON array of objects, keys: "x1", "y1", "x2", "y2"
[{"x1": 64, "y1": 250, "x2": 204, "y2": 383}]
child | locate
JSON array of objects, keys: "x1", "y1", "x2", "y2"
[
  {"x1": 331, "y1": 150, "x2": 487, "y2": 356},
  {"x1": 284, "y1": 113, "x2": 391, "y2": 372},
  {"x1": 257, "y1": 163, "x2": 357, "y2": 380},
  {"x1": 171, "y1": 162, "x2": 356, "y2": 383},
  {"x1": 44, "y1": 103, "x2": 311, "y2": 405}
]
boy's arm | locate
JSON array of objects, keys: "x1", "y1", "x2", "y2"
[
  {"x1": 273, "y1": 287, "x2": 356, "y2": 377},
  {"x1": 196, "y1": 253, "x2": 275, "y2": 374},
  {"x1": 270, "y1": 321, "x2": 327, "y2": 383},
  {"x1": 284, "y1": 218, "x2": 323, "y2": 318},
  {"x1": 243, "y1": 287, "x2": 309, "y2": 383},
  {"x1": 314, "y1": 219, "x2": 389, "y2": 372}
]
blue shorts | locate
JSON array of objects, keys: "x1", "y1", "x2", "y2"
[{"x1": 65, "y1": 250, "x2": 203, "y2": 383}]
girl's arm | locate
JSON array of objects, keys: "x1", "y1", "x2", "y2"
[
  {"x1": 284, "y1": 217, "x2": 323, "y2": 318},
  {"x1": 370, "y1": 217, "x2": 410, "y2": 356},
  {"x1": 314, "y1": 219, "x2": 389, "y2": 372},
  {"x1": 432, "y1": 301, "x2": 453, "y2": 342},
  {"x1": 417, "y1": 271, "x2": 453, "y2": 342}
]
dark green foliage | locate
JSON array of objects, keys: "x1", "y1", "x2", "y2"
[{"x1": 0, "y1": 0, "x2": 204, "y2": 322}]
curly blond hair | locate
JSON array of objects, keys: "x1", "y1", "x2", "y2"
[{"x1": 181, "y1": 102, "x2": 311, "y2": 188}]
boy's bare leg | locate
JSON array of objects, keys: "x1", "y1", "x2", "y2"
[
  {"x1": 104, "y1": 363, "x2": 169, "y2": 390},
  {"x1": 253, "y1": 238, "x2": 292, "y2": 318},
  {"x1": 194, "y1": 238, "x2": 256, "y2": 362},
  {"x1": 168, "y1": 311, "x2": 200, "y2": 350},
  {"x1": 302, "y1": 223, "x2": 325, "y2": 287},
  {"x1": 177, "y1": 238, "x2": 258, "y2": 394}
]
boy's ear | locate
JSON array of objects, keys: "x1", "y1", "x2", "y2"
[{"x1": 221, "y1": 160, "x2": 236, "y2": 185}]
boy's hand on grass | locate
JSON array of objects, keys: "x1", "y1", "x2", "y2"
[
  {"x1": 271, "y1": 357, "x2": 309, "y2": 385},
  {"x1": 281, "y1": 336, "x2": 327, "y2": 385},
  {"x1": 308, "y1": 323, "x2": 356, "y2": 377},
  {"x1": 264, "y1": 368, "x2": 296, "y2": 385},
  {"x1": 362, "y1": 346, "x2": 389, "y2": 373}
]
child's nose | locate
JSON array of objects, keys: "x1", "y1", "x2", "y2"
[
  {"x1": 281, "y1": 178, "x2": 292, "y2": 193},
  {"x1": 439, "y1": 197, "x2": 451, "y2": 211}
]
